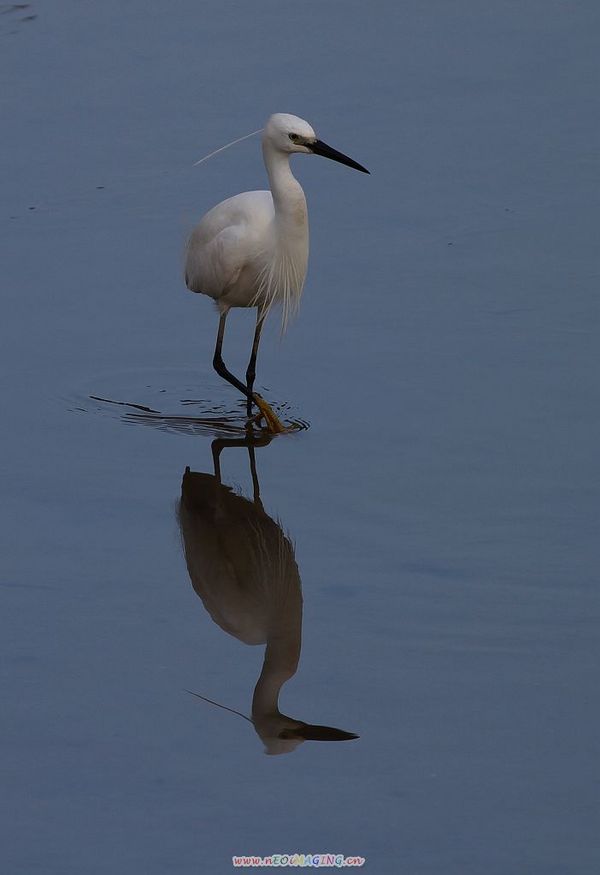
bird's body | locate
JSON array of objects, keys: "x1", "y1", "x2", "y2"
[
  {"x1": 183, "y1": 113, "x2": 368, "y2": 432},
  {"x1": 185, "y1": 188, "x2": 308, "y2": 325},
  {"x1": 185, "y1": 190, "x2": 276, "y2": 307},
  {"x1": 185, "y1": 114, "x2": 313, "y2": 328}
]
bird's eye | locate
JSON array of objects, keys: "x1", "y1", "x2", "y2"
[{"x1": 288, "y1": 133, "x2": 299, "y2": 142}]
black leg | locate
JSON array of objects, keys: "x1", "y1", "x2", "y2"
[
  {"x1": 212, "y1": 311, "x2": 286, "y2": 434},
  {"x1": 245, "y1": 311, "x2": 265, "y2": 417},
  {"x1": 213, "y1": 311, "x2": 254, "y2": 403}
]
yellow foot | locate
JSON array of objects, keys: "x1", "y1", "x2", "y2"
[{"x1": 253, "y1": 395, "x2": 287, "y2": 434}]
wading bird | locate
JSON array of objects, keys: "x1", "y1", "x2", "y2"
[{"x1": 184, "y1": 113, "x2": 368, "y2": 433}]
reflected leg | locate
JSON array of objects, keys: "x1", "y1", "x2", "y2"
[
  {"x1": 211, "y1": 440, "x2": 223, "y2": 482},
  {"x1": 247, "y1": 443, "x2": 264, "y2": 510},
  {"x1": 211, "y1": 435, "x2": 272, "y2": 497}
]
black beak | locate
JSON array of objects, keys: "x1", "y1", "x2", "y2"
[{"x1": 309, "y1": 139, "x2": 369, "y2": 174}]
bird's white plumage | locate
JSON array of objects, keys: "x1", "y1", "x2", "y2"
[
  {"x1": 185, "y1": 113, "x2": 314, "y2": 330},
  {"x1": 182, "y1": 111, "x2": 367, "y2": 433},
  {"x1": 185, "y1": 190, "x2": 274, "y2": 307}
]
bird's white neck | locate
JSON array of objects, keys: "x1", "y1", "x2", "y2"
[
  {"x1": 257, "y1": 141, "x2": 309, "y2": 330},
  {"x1": 262, "y1": 141, "x2": 307, "y2": 226}
]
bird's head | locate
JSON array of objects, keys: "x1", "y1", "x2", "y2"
[
  {"x1": 265, "y1": 113, "x2": 316, "y2": 154},
  {"x1": 264, "y1": 112, "x2": 369, "y2": 174}
]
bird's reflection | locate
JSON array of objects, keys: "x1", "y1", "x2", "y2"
[{"x1": 178, "y1": 436, "x2": 358, "y2": 755}]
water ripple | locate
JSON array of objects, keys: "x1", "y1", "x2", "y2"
[{"x1": 65, "y1": 368, "x2": 309, "y2": 438}]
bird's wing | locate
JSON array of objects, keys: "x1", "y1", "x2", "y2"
[
  {"x1": 185, "y1": 225, "x2": 246, "y2": 296},
  {"x1": 184, "y1": 191, "x2": 273, "y2": 297}
]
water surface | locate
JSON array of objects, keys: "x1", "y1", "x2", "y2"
[{"x1": 2, "y1": 2, "x2": 599, "y2": 873}]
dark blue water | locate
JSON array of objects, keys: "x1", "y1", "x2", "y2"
[{"x1": 2, "y1": 2, "x2": 599, "y2": 872}]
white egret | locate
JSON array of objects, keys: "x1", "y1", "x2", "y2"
[{"x1": 184, "y1": 113, "x2": 369, "y2": 433}]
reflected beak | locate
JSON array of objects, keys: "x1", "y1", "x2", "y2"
[
  {"x1": 292, "y1": 723, "x2": 359, "y2": 741},
  {"x1": 309, "y1": 139, "x2": 369, "y2": 174}
]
